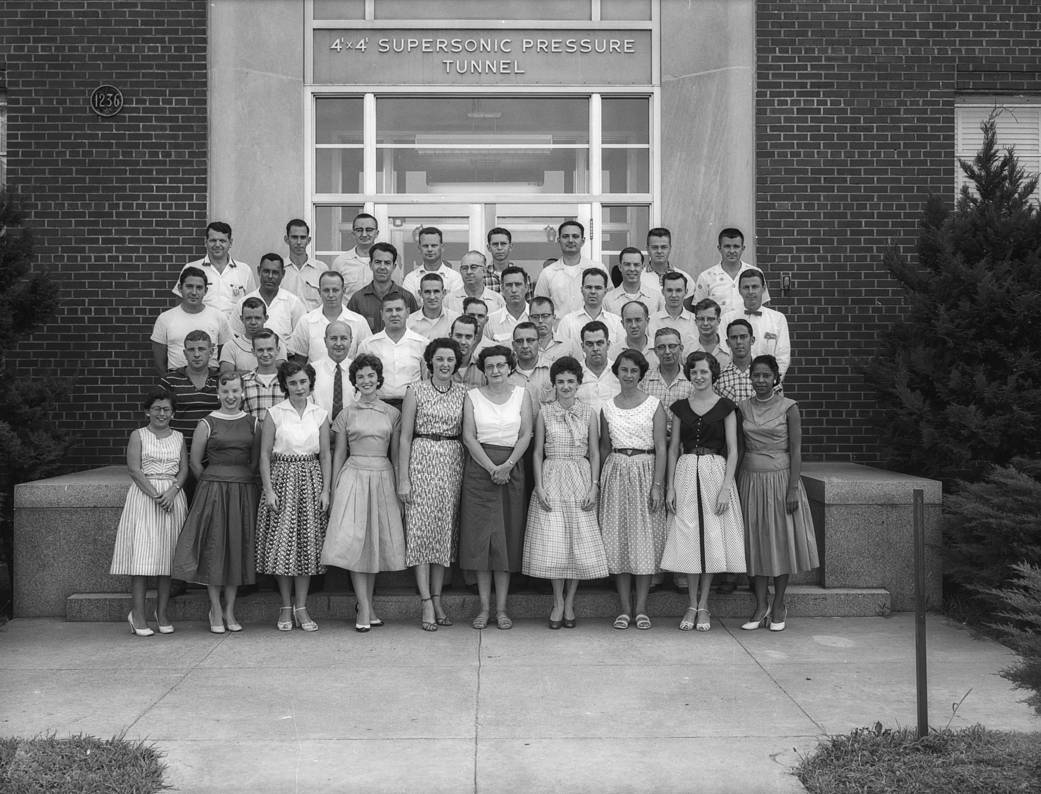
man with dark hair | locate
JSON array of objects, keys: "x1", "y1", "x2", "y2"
[
  {"x1": 556, "y1": 268, "x2": 625, "y2": 358},
  {"x1": 575, "y1": 320, "x2": 620, "y2": 412},
  {"x1": 408, "y1": 272, "x2": 459, "y2": 339},
  {"x1": 332, "y1": 212, "x2": 392, "y2": 300},
  {"x1": 401, "y1": 226, "x2": 463, "y2": 299},
  {"x1": 691, "y1": 226, "x2": 770, "y2": 315},
  {"x1": 231, "y1": 253, "x2": 306, "y2": 344},
  {"x1": 648, "y1": 270, "x2": 698, "y2": 352},
  {"x1": 357, "y1": 293, "x2": 428, "y2": 409},
  {"x1": 287, "y1": 270, "x2": 371, "y2": 362},
  {"x1": 174, "y1": 221, "x2": 256, "y2": 317},
  {"x1": 449, "y1": 314, "x2": 486, "y2": 388},
  {"x1": 347, "y1": 242, "x2": 419, "y2": 332},
  {"x1": 715, "y1": 318, "x2": 757, "y2": 403},
  {"x1": 220, "y1": 296, "x2": 289, "y2": 374},
  {"x1": 645, "y1": 227, "x2": 682, "y2": 288},
  {"x1": 508, "y1": 321, "x2": 553, "y2": 413},
  {"x1": 529, "y1": 296, "x2": 569, "y2": 366},
  {"x1": 152, "y1": 266, "x2": 231, "y2": 374},
  {"x1": 533, "y1": 219, "x2": 608, "y2": 317},
  {"x1": 159, "y1": 330, "x2": 220, "y2": 457},
  {"x1": 606, "y1": 247, "x2": 663, "y2": 315},
  {"x1": 282, "y1": 218, "x2": 326, "y2": 311},
  {"x1": 242, "y1": 328, "x2": 285, "y2": 423},
  {"x1": 485, "y1": 226, "x2": 534, "y2": 301},
  {"x1": 690, "y1": 297, "x2": 732, "y2": 370},
  {"x1": 484, "y1": 266, "x2": 530, "y2": 343},
  {"x1": 620, "y1": 300, "x2": 657, "y2": 369},
  {"x1": 720, "y1": 268, "x2": 789, "y2": 381},
  {"x1": 462, "y1": 296, "x2": 494, "y2": 357}
]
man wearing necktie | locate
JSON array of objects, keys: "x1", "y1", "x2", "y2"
[
  {"x1": 720, "y1": 269, "x2": 790, "y2": 383},
  {"x1": 312, "y1": 321, "x2": 353, "y2": 424}
]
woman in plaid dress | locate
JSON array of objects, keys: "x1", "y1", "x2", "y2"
[{"x1": 523, "y1": 356, "x2": 609, "y2": 629}]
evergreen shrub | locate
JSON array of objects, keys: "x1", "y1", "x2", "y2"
[{"x1": 984, "y1": 562, "x2": 1041, "y2": 716}]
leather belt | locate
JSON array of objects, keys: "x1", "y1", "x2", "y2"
[{"x1": 612, "y1": 447, "x2": 655, "y2": 457}]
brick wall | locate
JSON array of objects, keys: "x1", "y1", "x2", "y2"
[
  {"x1": 756, "y1": 1, "x2": 1041, "y2": 461},
  {"x1": 0, "y1": 1, "x2": 208, "y2": 467}
]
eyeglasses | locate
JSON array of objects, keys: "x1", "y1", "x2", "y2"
[
  {"x1": 459, "y1": 265, "x2": 484, "y2": 273},
  {"x1": 529, "y1": 313, "x2": 553, "y2": 321},
  {"x1": 655, "y1": 343, "x2": 681, "y2": 352}
]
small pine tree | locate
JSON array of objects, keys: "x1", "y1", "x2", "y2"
[
  {"x1": 864, "y1": 117, "x2": 1041, "y2": 482},
  {"x1": 984, "y1": 562, "x2": 1041, "y2": 716},
  {"x1": 0, "y1": 193, "x2": 73, "y2": 592}
]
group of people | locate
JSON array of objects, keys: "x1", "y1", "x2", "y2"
[{"x1": 112, "y1": 214, "x2": 817, "y2": 636}]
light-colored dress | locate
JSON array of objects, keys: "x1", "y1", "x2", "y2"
[
  {"x1": 323, "y1": 400, "x2": 407, "y2": 573},
  {"x1": 660, "y1": 399, "x2": 746, "y2": 574},
  {"x1": 173, "y1": 413, "x2": 258, "y2": 585},
  {"x1": 110, "y1": 428, "x2": 187, "y2": 576},
  {"x1": 256, "y1": 400, "x2": 328, "y2": 576},
  {"x1": 458, "y1": 386, "x2": 528, "y2": 572},
  {"x1": 738, "y1": 396, "x2": 820, "y2": 577},
  {"x1": 403, "y1": 381, "x2": 466, "y2": 567},
  {"x1": 523, "y1": 401, "x2": 609, "y2": 580},
  {"x1": 599, "y1": 396, "x2": 667, "y2": 575}
]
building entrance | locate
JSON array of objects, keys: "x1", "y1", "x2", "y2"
[{"x1": 376, "y1": 202, "x2": 591, "y2": 284}]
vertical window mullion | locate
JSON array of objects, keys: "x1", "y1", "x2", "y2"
[{"x1": 364, "y1": 93, "x2": 377, "y2": 197}]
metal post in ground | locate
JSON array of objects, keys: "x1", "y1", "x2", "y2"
[{"x1": 913, "y1": 487, "x2": 928, "y2": 737}]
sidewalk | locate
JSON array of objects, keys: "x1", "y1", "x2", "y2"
[{"x1": 1, "y1": 614, "x2": 1037, "y2": 793}]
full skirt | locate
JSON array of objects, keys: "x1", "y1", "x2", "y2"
[
  {"x1": 523, "y1": 457, "x2": 609, "y2": 579},
  {"x1": 598, "y1": 453, "x2": 667, "y2": 575},
  {"x1": 661, "y1": 453, "x2": 746, "y2": 574},
  {"x1": 173, "y1": 477, "x2": 258, "y2": 585},
  {"x1": 458, "y1": 444, "x2": 527, "y2": 572},
  {"x1": 323, "y1": 456, "x2": 406, "y2": 573},
  {"x1": 256, "y1": 455, "x2": 327, "y2": 576},
  {"x1": 110, "y1": 476, "x2": 187, "y2": 576},
  {"x1": 738, "y1": 465, "x2": 820, "y2": 577}
]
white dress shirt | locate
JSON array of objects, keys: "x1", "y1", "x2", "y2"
[
  {"x1": 282, "y1": 257, "x2": 327, "y2": 312},
  {"x1": 648, "y1": 308, "x2": 700, "y2": 353},
  {"x1": 577, "y1": 361, "x2": 621, "y2": 413},
  {"x1": 407, "y1": 307, "x2": 460, "y2": 340},
  {"x1": 231, "y1": 288, "x2": 306, "y2": 343},
  {"x1": 692, "y1": 261, "x2": 772, "y2": 316},
  {"x1": 311, "y1": 355, "x2": 355, "y2": 419},
  {"x1": 287, "y1": 306, "x2": 372, "y2": 361},
  {"x1": 533, "y1": 257, "x2": 609, "y2": 318},
  {"x1": 484, "y1": 306, "x2": 530, "y2": 343},
  {"x1": 604, "y1": 282, "x2": 664, "y2": 315},
  {"x1": 720, "y1": 305, "x2": 790, "y2": 378},
  {"x1": 556, "y1": 307, "x2": 626, "y2": 359},
  {"x1": 445, "y1": 287, "x2": 505, "y2": 314},
  {"x1": 401, "y1": 264, "x2": 464, "y2": 302},
  {"x1": 174, "y1": 258, "x2": 257, "y2": 318},
  {"x1": 356, "y1": 328, "x2": 429, "y2": 399}
]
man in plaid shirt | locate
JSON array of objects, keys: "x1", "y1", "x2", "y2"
[
  {"x1": 485, "y1": 227, "x2": 535, "y2": 302},
  {"x1": 242, "y1": 328, "x2": 285, "y2": 422}
]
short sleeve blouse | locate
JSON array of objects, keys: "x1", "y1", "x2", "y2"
[
  {"x1": 670, "y1": 397, "x2": 737, "y2": 456},
  {"x1": 268, "y1": 399, "x2": 328, "y2": 455}
]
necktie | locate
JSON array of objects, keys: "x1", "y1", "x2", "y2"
[{"x1": 332, "y1": 362, "x2": 343, "y2": 421}]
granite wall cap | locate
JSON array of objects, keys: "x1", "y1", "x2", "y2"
[
  {"x1": 14, "y1": 465, "x2": 130, "y2": 509},
  {"x1": 801, "y1": 462, "x2": 942, "y2": 505}
]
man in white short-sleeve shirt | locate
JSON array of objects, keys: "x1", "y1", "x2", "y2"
[
  {"x1": 231, "y1": 253, "x2": 306, "y2": 342},
  {"x1": 331, "y1": 212, "x2": 401, "y2": 300},
  {"x1": 173, "y1": 221, "x2": 256, "y2": 318},
  {"x1": 401, "y1": 226, "x2": 463, "y2": 301},
  {"x1": 288, "y1": 270, "x2": 371, "y2": 362},
  {"x1": 281, "y1": 218, "x2": 326, "y2": 312},
  {"x1": 445, "y1": 250, "x2": 505, "y2": 314},
  {"x1": 153, "y1": 265, "x2": 231, "y2": 373},
  {"x1": 649, "y1": 271, "x2": 699, "y2": 353},
  {"x1": 605, "y1": 247, "x2": 664, "y2": 315},
  {"x1": 533, "y1": 220, "x2": 608, "y2": 318},
  {"x1": 556, "y1": 268, "x2": 625, "y2": 359},
  {"x1": 484, "y1": 266, "x2": 531, "y2": 343},
  {"x1": 576, "y1": 321, "x2": 620, "y2": 413},
  {"x1": 720, "y1": 268, "x2": 790, "y2": 380},
  {"x1": 690, "y1": 227, "x2": 771, "y2": 316},
  {"x1": 357, "y1": 293, "x2": 428, "y2": 404},
  {"x1": 407, "y1": 272, "x2": 460, "y2": 340}
]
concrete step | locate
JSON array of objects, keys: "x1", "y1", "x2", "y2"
[{"x1": 67, "y1": 584, "x2": 891, "y2": 623}]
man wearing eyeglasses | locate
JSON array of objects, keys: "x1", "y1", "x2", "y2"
[
  {"x1": 332, "y1": 212, "x2": 387, "y2": 301},
  {"x1": 445, "y1": 251, "x2": 506, "y2": 314}
]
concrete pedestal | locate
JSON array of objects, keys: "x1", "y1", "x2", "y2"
[{"x1": 801, "y1": 462, "x2": 942, "y2": 611}]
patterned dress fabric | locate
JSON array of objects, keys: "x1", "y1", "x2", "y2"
[
  {"x1": 660, "y1": 398, "x2": 746, "y2": 574},
  {"x1": 403, "y1": 381, "x2": 466, "y2": 567},
  {"x1": 256, "y1": 401, "x2": 329, "y2": 576},
  {"x1": 738, "y1": 395, "x2": 820, "y2": 577},
  {"x1": 173, "y1": 414, "x2": 259, "y2": 585},
  {"x1": 323, "y1": 400, "x2": 407, "y2": 573},
  {"x1": 598, "y1": 396, "x2": 667, "y2": 575},
  {"x1": 523, "y1": 400, "x2": 609, "y2": 580},
  {"x1": 110, "y1": 429, "x2": 188, "y2": 576}
]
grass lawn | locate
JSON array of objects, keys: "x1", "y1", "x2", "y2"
[
  {"x1": 0, "y1": 734, "x2": 167, "y2": 793},
  {"x1": 796, "y1": 723, "x2": 1041, "y2": 794}
]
